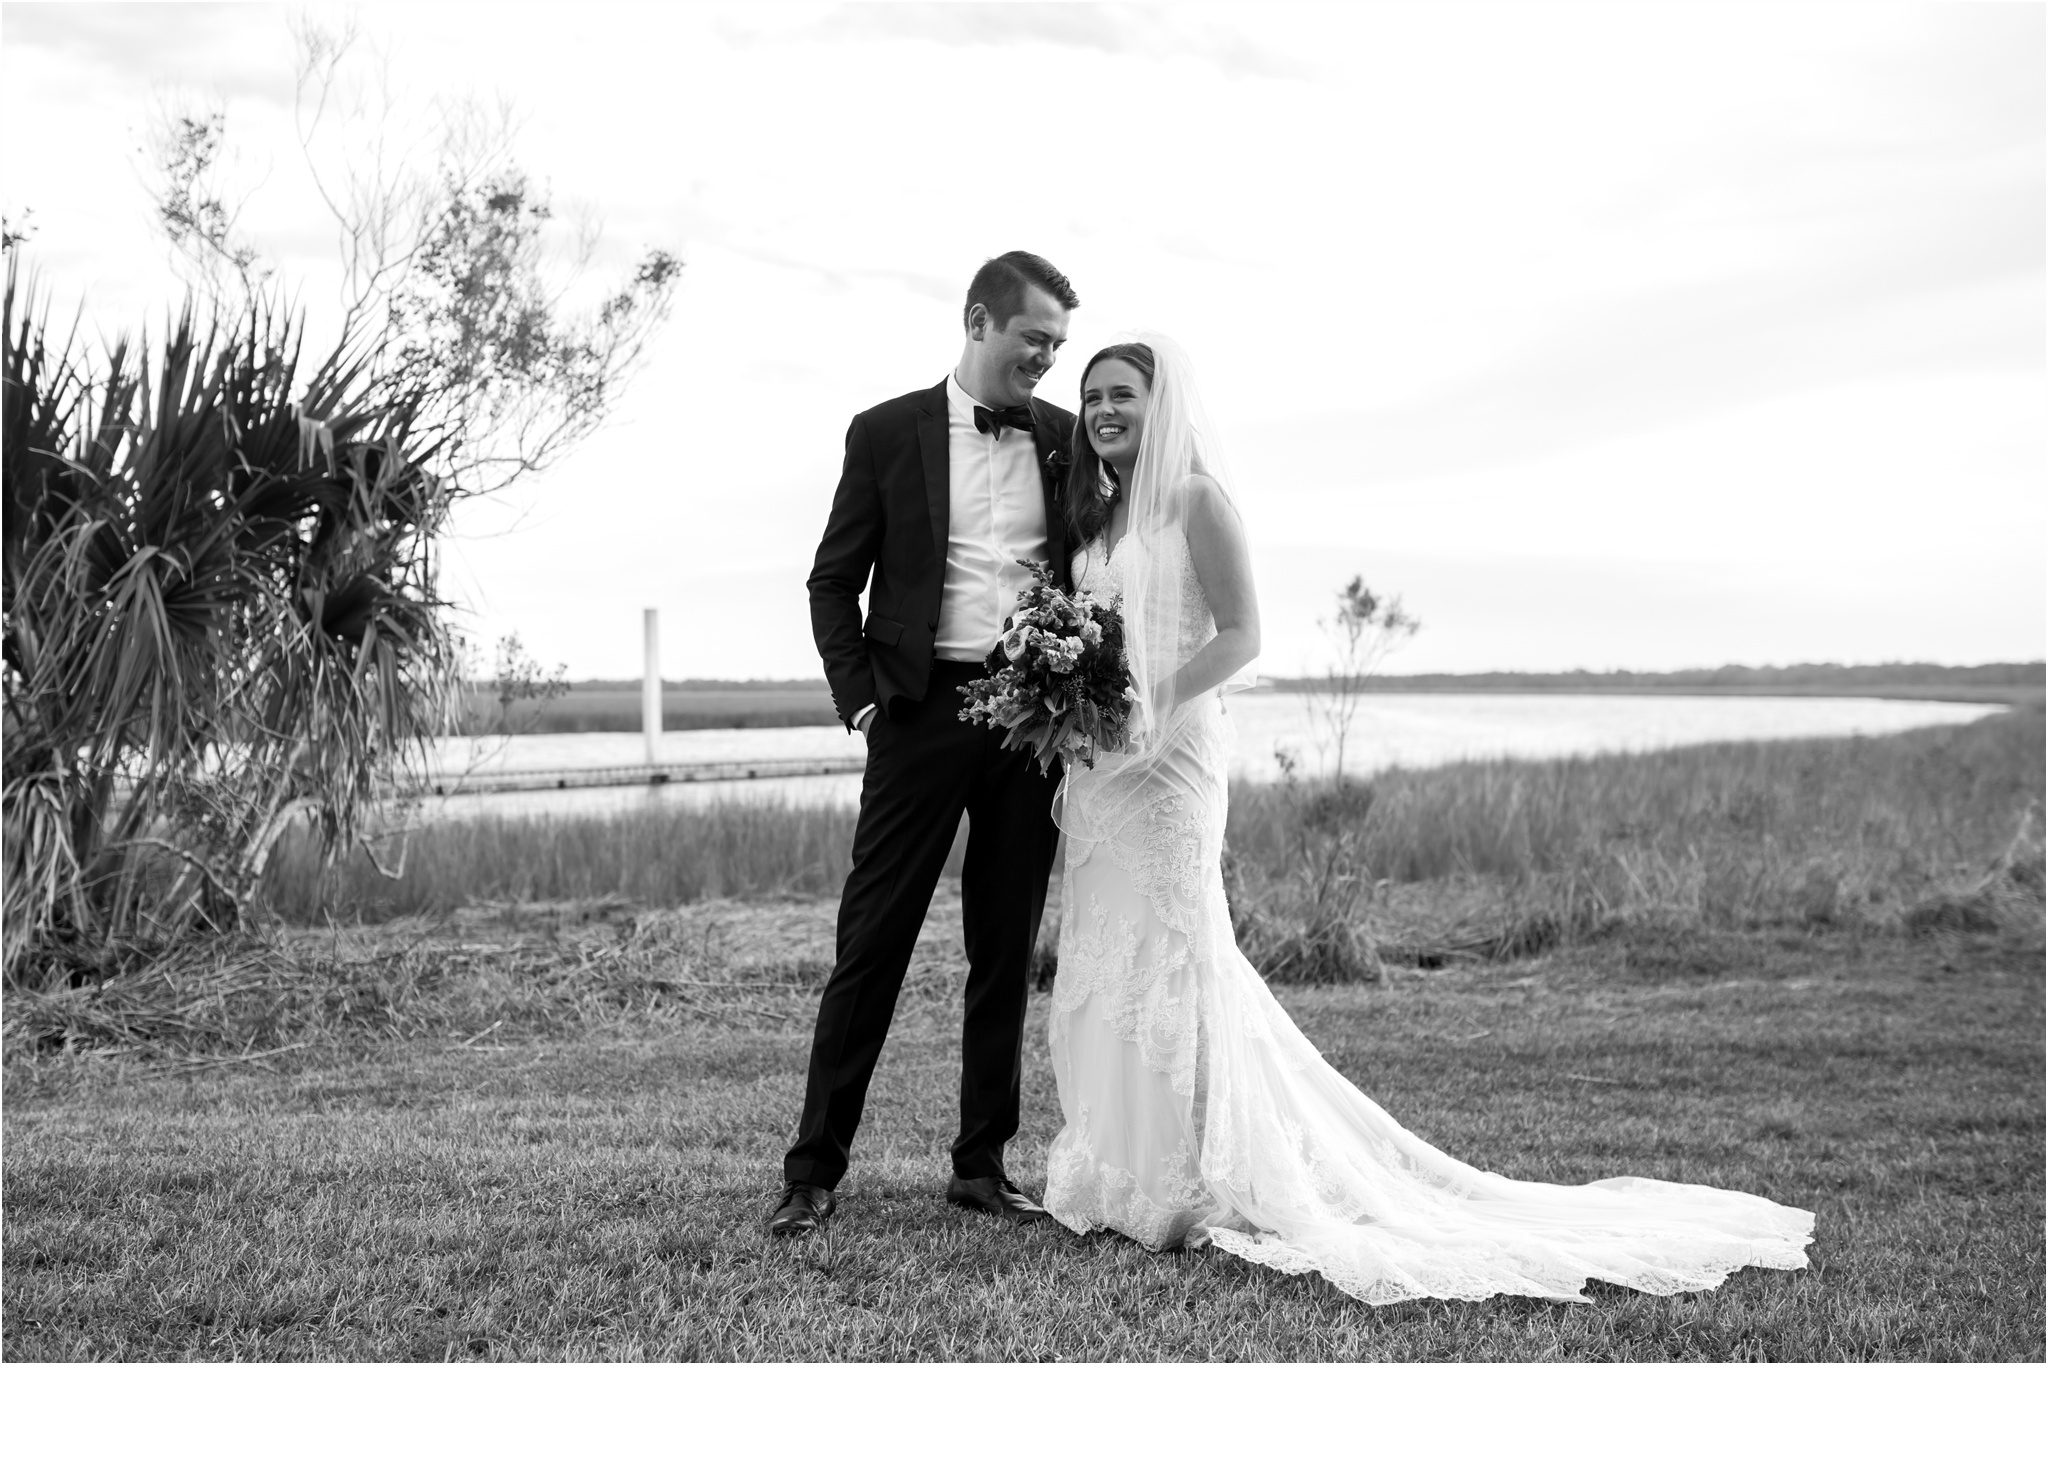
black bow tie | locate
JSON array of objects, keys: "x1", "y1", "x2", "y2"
[{"x1": 973, "y1": 403, "x2": 1035, "y2": 438}]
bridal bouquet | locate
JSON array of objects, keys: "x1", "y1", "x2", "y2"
[{"x1": 958, "y1": 560, "x2": 1131, "y2": 774}]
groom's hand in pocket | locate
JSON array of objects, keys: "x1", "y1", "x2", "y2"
[{"x1": 855, "y1": 706, "x2": 877, "y2": 739}]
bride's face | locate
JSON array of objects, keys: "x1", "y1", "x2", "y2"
[{"x1": 1082, "y1": 358, "x2": 1150, "y2": 470}]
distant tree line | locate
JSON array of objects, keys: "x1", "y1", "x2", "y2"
[
  {"x1": 1269, "y1": 663, "x2": 2045, "y2": 694},
  {"x1": 483, "y1": 664, "x2": 2043, "y2": 698}
]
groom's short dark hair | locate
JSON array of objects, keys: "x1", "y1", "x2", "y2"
[{"x1": 964, "y1": 252, "x2": 1079, "y2": 331}]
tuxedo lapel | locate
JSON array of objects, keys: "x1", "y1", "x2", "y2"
[
  {"x1": 1030, "y1": 401, "x2": 1071, "y2": 589},
  {"x1": 916, "y1": 380, "x2": 949, "y2": 560}
]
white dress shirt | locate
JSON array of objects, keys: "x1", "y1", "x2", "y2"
[{"x1": 935, "y1": 373, "x2": 1050, "y2": 660}]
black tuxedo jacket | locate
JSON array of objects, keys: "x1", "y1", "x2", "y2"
[{"x1": 808, "y1": 380, "x2": 1076, "y2": 728}]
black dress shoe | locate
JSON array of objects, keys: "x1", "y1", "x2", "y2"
[
  {"x1": 946, "y1": 1173, "x2": 1048, "y2": 1224},
  {"x1": 766, "y1": 1182, "x2": 836, "y2": 1237}
]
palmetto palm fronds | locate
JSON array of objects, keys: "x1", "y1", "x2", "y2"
[{"x1": 3, "y1": 257, "x2": 460, "y2": 982}]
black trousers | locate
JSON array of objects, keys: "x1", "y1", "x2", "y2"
[{"x1": 784, "y1": 660, "x2": 1063, "y2": 1190}]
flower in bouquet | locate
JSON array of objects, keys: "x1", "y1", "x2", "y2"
[{"x1": 958, "y1": 559, "x2": 1131, "y2": 774}]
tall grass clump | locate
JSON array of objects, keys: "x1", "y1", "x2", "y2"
[
  {"x1": 1226, "y1": 707, "x2": 2044, "y2": 965},
  {"x1": 262, "y1": 798, "x2": 874, "y2": 920}
]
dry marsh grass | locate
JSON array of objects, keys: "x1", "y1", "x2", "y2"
[
  {"x1": 264, "y1": 710, "x2": 2043, "y2": 953},
  {"x1": 1227, "y1": 703, "x2": 2042, "y2": 930},
  {"x1": 263, "y1": 800, "x2": 871, "y2": 922},
  {"x1": 3, "y1": 899, "x2": 845, "y2": 1067}
]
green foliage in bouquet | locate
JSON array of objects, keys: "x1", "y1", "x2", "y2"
[{"x1": 958, "y1": 561, "x2": 1130, "y2": 775}]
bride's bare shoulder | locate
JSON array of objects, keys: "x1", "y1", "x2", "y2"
[{"x1": 1182, "y1": 473, "x2": 1241, "y2": 531}]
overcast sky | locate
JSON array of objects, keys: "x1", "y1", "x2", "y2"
[{"x1": 4, "y1": 1, "x2": 2041, "y2": 679}]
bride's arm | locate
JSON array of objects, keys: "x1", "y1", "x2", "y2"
[{"x1": 1165, "y1": 474, "x2": 1261, "y2": 708}]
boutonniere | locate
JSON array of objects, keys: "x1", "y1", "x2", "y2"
[{"x1": 1042, "y1": 446, "x2": 1071, "y2": 484}]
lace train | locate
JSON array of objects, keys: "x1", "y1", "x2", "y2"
[{"x1": 1044, "y1": 534, "x2": 1814, "y2": 1306}]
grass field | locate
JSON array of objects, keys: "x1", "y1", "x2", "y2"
[
  {"x1": 4, "y1": 893, "x2": 2039, "y2": 1360},
  {"x1": 6, "y1": 713, "x2": 2041, "y2": 1360}
]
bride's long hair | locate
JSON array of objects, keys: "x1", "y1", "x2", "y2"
[{"x1": 1061, "y1": 341, "x2": 1156, "y2": 552}]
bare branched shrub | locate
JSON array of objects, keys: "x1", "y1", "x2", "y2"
[
  {"x1": 1227, "y1": 578, "x2": 1421, "y2": 981},
  {"x1": 1307, "y1": 576, "x2": 1419, "y2": 783},
  {"x1": 141, "y1": 12, "x2": 680, "y2": 498},
  {"x1": 2, "y1": 208, "x2": 39, "y2": 255},
  {"x1": 481, "y1": 633, "x2": 569, "y2": 737}
]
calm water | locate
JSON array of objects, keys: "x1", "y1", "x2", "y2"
[{"x1": 412, "y1": 693, "x2": 2001, "y2": 822}]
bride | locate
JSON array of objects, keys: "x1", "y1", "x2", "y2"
[{"x1": 1042, "y1": 335, "x2": 1815, "y2": 1305}]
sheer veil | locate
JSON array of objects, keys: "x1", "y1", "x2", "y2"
[
  {"x1": 1056, "y1": 333, "x2": 1255, "y2": 842},
  {"x1": 1114, "y1": 331, "x2": 1255, "y2": 754}
]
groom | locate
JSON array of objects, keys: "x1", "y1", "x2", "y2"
[{"x1": 768, "y1": 252, "x2": 1079, "y2": 1237}]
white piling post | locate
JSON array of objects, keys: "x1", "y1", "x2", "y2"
[{"x1": 642, "y1": 608, "x2": 661, "y2": 767}]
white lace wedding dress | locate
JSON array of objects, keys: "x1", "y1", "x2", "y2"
[{"x1": 1043, "y1": 528, "x2": 1815, "y2": 1305}]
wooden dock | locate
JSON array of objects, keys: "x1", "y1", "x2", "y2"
[{"x1": 423, "y1": 756, "x2": 866, "y2": 798}]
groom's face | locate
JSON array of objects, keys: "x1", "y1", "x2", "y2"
[{"x1": 968, "y1": 286, "x2": 1071, "y2": 407}]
